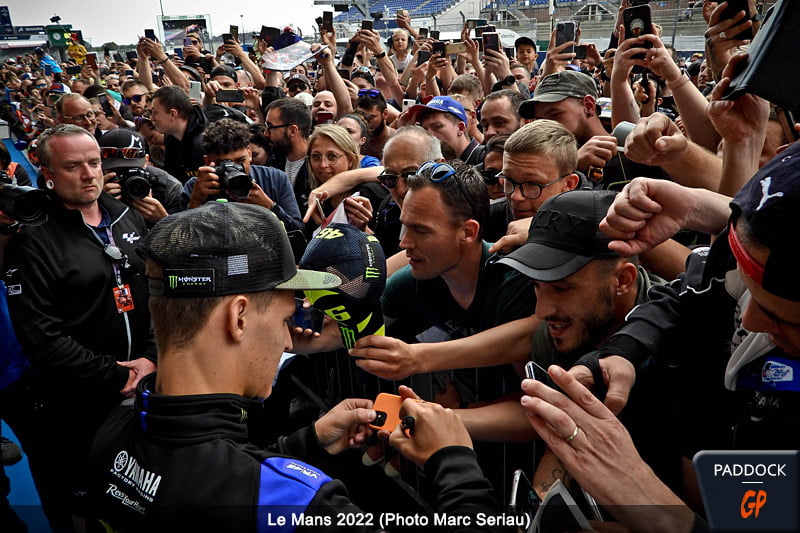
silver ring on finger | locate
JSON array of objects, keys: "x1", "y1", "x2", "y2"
[{"x1": 718, "y1": 31, "x2": 727, "y2": 40}]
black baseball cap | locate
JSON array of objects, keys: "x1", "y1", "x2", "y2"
[
  {"x1": 99, "y1": 129, "x2": 147, "y2": 170},
  {"x1": 210, "y1": 64, "x2": 237, "y2": 83},
  {"x1": 514, "y1": 36, "x2": 537, "y2": 51},
  {"x1": 498, "y1": 190, "x2": 619, "y2": 281},
  {"x1": 730, "y1": 141, "x2": 800, "y2": 301},
  {"x1": 140, "y1": 202, "x2": 341, "y2": 297}
]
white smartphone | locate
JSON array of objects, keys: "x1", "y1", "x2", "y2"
[
  {"x1": 189, "y1": 80, "x2": 202, "y2": 100},
  {"x1": 402, "y1": 98, "x2": 415, "y2": 112}
]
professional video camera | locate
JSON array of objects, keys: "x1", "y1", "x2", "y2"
[
  {"x1": 215, "y1": 160, "x2": 252, "y2": 200},
  {"x1": 0, "y1": 170, "x2": 49, "y2": 226}
]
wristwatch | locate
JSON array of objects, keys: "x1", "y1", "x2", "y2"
[{"x1": 375, "y1": 51, "x2": 387, "y2": 59}]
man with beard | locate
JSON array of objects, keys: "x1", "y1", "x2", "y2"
[
  {"x1": 408, "y1": 96, "x2": 484, "y2": 166},
  {"x1": 121, "y1": 80, "x2": 150, "y2": 120},
  {"x1": 490, "y1": 189, "x2": 680, "y2": 489},
  {"x1": 264, "y1": 97, "x2": 312, "y2": 216},
  {"x1": 356, "y1": 89, "x2": 394, "y2": 159}
]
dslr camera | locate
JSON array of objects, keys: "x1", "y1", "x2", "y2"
[
  {"x1": 215, "y1": 160, "x2": 252, "y2": 200},
  {"x1": 114, "y1": 167, "x2": 155, "y2": 201},
  {"x1": 0, "y1": 170, "x2": 49, "y2": 226}
]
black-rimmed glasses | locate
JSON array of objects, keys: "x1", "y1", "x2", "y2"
[
  {"x1": 266, "y1": 122, "x2": 292, "y2": 131},
  {"x1": 500, "y1": 173, "x2": 571, "y2": 200}
]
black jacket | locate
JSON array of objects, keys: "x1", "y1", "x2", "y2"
[
  {"x1": 163, "y1": 105, "x2": 207, "y2": 184},
  {"x1": 90, "y1": 374, "x2": 501, "y2": 533},
  {"x1": 4, "y1": 192, "x2": 155, "y2": 393}
]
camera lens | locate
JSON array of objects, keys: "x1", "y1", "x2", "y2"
[{"x1": 373, "y1": 411, "x2": 387, "y2": 427}]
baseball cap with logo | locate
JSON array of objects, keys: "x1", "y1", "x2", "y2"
[
  {"x1": 48, "y1": 83, "x2": 71, "y2": 95},
  {"x1": 408, "y1": 95, "x2": 468, "y2": 125},
  {"x1": 99, "y1": 129, "x2": 147, "y2": 171},
  {"x1": 286, "y1": 73, "x2": 310, "y2": 88},
  {"x1": 729, "y1": 141, "x2": 800, "y2": 301},
  {"x1": 519, "y1": 70, "x2": 598, "y2": 119},
  {"x1": 140, "y1": 202, "x2": 342, "y2": 297},
  {"x1": 300, "y1": 223, "x2": 387, "y2": 348},
  {"x1": 498, "y1": 190, "x2": 619, "y2": 282}
]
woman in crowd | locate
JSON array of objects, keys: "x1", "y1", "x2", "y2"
[
  {"x1": 337, "y1": 113, "x2": 380, "y2": 168},
  {"x1": 307, "y1": 124, "x2": 386, "y2": 231}
]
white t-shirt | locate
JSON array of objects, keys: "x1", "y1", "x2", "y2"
[{"x1": 284, "y1": 157, "x2": 304, "y2": 185}]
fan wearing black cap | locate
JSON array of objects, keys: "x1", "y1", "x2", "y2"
[
  {"x1": 99, "y1": 129, "x2": 184, "y2": 224},
  {"x1": 519, "y1": 137, "x2": 800, "y2": 533},
  {"x1": 88, "y1": 202, "x2": 501, "y2": 532},
  {"x1": 2, "y1": 125, "x2": 155, "y2": 530},
  {"x1": 514, "y1": 36, "x2": 539, "y2": 77}
]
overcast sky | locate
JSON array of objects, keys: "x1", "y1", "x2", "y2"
[{"x1": 7, "y1": 0, "x2": 323, "y2": 47}]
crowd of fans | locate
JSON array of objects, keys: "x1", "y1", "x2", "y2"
[{"x1": 1, "y1": 0, "x2": 796, "y2": 531}]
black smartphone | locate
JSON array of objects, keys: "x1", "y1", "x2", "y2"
[
  {"x1": 485, "y1": 25, "x2": 497, "y2": 33},
  {"x1": 720, "y1": 0, "x2": 754, "y2": 40},
  {"x1": 126, "y1": 50, "x2": 138, "y2": 60},
  {"x1": 361, "y1": 20, "x2": 373, "y2": 31},
  {"x1": 174, "y1": 48, "x2": 184, "y2": 59},
  {"x1": 103, "y1": 46, "x2": 110, "y2": 56},
  {"x1": 125, "y1": 69, "x2": 135, "y2": 77},
  {"x1": 777, "y1": 107, "x2": 800, "y2": 142},
  {"x1": 337, "y1": 68, "x2": 351, "y2": 80},
  {"x1": 630, "y1": 0, "x2": 650, "y2": 5},
  {"x1": 418, "y1": 27, "x2": 429, "y2": 39},
  {"x1": 417, "y1": 50, "x2": 431, "y2": 65},
  {"x1": 322, "y1": 11, "x2": 333, "y2": 31},
  {"x1": 509, "y1": 469, "x2": 539, "y2": 519},
  {"x1": 623, "y1": 4, "x2": 652, "y2": 72},
  {"x1": 98, "y1": 94, "x2": 114, "y2": 117},
  {"x1": 222, "y1": 33, "x2": 233, "y2": 43},
  {"x1": 216, "y1": 89, "x2": 244, "y2": 103},
  {"x1": 113, "y1": 52, "x2": 124, "y2": 62},
  {"x1": 260, "y1": 26, "x2": 280, "y2": 46},
  {"x1": 483, "y1": 32, "x2": 500, "y2": 52},
  {"x1": 474, "y1": 25, "x2": 488, "y2": 38},
  {"x1": 144, "y1": 28, "x2": 157, "y2": 41},
  {"x1": 574, "y1": 45, "x2": 588, "y2": 60},
  {"x1": 430, "y1": 30, "x2": 440, "y2": 40},
  {"x1": 504, "y1": 46, "x2": 516, "y2": 59},
  {"x1": 555, "y1": 21, "x2": 577, "y2": 53},
  {"x1": 86, "y1": 53, "x2": 98, "y2": 69},
  {"x1": 431, "y1": 40, "x2": 446, "y2": 56},
  {"x1": 290, "y1": 298, "x2": 325, "y2": 332},
  {"x1": 229, "y1": 25, "x2": 239, "y2": 42},
  {"x1": 66, "y1": 65, "x2": 82, "y2": 75}
]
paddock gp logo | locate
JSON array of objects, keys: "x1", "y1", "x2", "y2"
[
  {"x1": 110, "y1": 450, "x2": 163, "y2": 502},
  {"x1": 694, "y1": 451, "x2": 798, "y2": 531}
]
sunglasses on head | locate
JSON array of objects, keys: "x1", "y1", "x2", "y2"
[
  {"x1": 416, "y1": 161, "x2": 478, "y2": 219},
  {"x1": 100, "y1": 147, "x2": 145, "y2": 159},
  {"x1": 122, "y1": 94, "x2": 147, "y2": 105},
  {"x1": 358, "y1": 89, "x2": 381, "y2": 98}
]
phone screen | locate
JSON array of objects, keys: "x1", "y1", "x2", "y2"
[{"x1": 144, "y1": 29, "x2": 156, "y2": 41}]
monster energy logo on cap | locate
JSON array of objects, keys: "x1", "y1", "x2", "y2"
[{"x1": 162, "y1": 269, "x2": 215, "y2": 295}]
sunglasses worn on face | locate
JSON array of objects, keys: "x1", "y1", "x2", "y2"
[
  {"x1": 122, "y1": 93, "x2": 147, "y2": 105},
  {"x1": 358, "y1": 89, "x2": 381, "y2": 98},
  {"x1": 377, "y1": 170, "x2": 416, "y2": 190}
]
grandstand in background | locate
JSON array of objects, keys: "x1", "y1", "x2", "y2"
[{"x1": 316, "y1": 0, "x2": 774, "y2": 54}]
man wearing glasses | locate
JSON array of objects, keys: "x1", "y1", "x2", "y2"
[
  {"x1": 121, "y1": 80, "x2": 150, "y2": 119},
  {"x1": 2, "y1": 125, "x2": 156, "y2": 530},
  {"x1": 56, "y1": 93, "x2": 100, "y2": 138}
]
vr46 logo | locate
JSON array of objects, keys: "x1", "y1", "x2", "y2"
[{"x1": 316, "y1": 228, "x2": 345, "y2": 240}]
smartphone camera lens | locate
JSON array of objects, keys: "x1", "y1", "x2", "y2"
[{"x1": 374, "y1": 411, "x2": 387, "y2": 427}]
